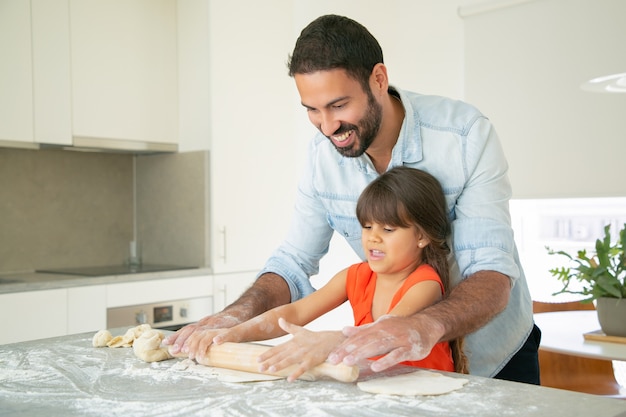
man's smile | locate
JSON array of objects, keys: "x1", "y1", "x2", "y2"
[{"x1": 331, "y1": 129, "x2": 356, "y2": 149}]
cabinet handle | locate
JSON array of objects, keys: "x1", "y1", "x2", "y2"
[
  {"x1": 219, "y1": 226, "x2": 227, "y2": 263},
  {"x1": 216, "y1": 284, "x2": 228, "y2": 309}
]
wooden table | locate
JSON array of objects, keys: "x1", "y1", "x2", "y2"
[{"x1": 534, "y1": 310, "x2": 626, "y2": 361}]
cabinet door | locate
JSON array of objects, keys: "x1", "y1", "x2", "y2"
[
  {"x1": 70, "y1": 0, "x2": 178, "y2": 144},
  {"x1": 31, "y1": 0, "x2": 72, "y2": 145},
  {"x1": 68, "y1": 285, "x2": 107, "y2": 334},
  {"x1": 0, "y1": 289, "x2": 67, "y2": 345},
  {"x1": 0, "y1": 1, "x2": 34, "y2": 145},
  {"x1": 208, "y1": 0, "x2": 298, "y2": 273},
  {"x1": 212, "y1": 271, "x2": 256, "y2": 313},
  {"x1": 177, "y1": 0, "x2": 210, "y2": 152}
]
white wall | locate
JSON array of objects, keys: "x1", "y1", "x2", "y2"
[{"x1": 463, "y1": 0, "x2": 626, "y2": 198}]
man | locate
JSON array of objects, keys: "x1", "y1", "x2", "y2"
[{"x1": 165, "y1": 14, "x2": 539, "y2": 383}]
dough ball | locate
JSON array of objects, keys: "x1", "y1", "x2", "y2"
[
  {"x1": 107, "y1": 324, "x2": 153, "y2": 348},
  {"x1": 133, "y1": 329, "x2": 163, "y2": 351},
  {"x1": 130, "y1": 323, "x2": 152, "y2": 338},
  {"x1": 133, "y1": 329, "x2": 172, "y2": 363},
  {"x1": 92, "y1": 329, "x2": 113, "y2": 347}
]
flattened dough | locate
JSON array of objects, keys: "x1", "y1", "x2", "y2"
[{"x1": 357, "y1": 370, "x2": 469, "y2": 396}]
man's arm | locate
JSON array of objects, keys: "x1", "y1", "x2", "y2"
[
  {"x1": 164, "y1": 273, "x2": 291, "y2": 355},
  {"x1": 423, "y1": 270, "x2": 511, "y2": 340},
  {"x1": 328, "y1": 271, "x2": 510, "y2": 372}
]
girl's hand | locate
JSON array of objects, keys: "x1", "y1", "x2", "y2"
[{"x1": 257, "y1": 318, "x2": 346, "y2": 382}]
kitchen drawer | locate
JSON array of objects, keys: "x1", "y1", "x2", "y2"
[
  {"x1": 68, "y1": 285, "x2": 107, "y2": 334},
  {"x1": 106, "y1": 275, "x2": 213, "y2": 308},
  {"x1": 0, "y1": 289, "x2": 67, "y2": 345}
]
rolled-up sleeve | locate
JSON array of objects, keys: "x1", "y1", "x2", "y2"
[{"x1": 451, "y1": 117, "x2": 520, "y2": 285}]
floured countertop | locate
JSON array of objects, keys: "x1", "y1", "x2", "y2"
[{"x1": 1, "y1": 331, "x2": 625, "y2": 417}]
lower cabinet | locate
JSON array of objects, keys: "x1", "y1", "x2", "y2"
[
  {"x1": 0, "y1": 289, "x2": 68, "y2": 345},
  {"x1": 0, "y1": 274, "x2": 215, "y2": 345},
  {"x1": 211, "y1": 271, "x2": 257, "y2": 313},
  {"x1": 67, "y1": 285, "x2": 107, "y2": 335}
]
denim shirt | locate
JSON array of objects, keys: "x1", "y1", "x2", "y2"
[{"x1": 258, "y1": 87, "x2": 534, "y2": 377}]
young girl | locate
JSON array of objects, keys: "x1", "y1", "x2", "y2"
[{"x1": 212, "y1": 166, "x2": 467, "y2": 379}]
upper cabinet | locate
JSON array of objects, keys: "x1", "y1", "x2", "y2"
[
  {"x1": 70, "y1": 0, "x2": 178, "y2": 147},
  {"x1": 32, "y1": 0, "x2": 72, "y2": 146},
  {"x1": 1, "y1": 0, "x2": 72, "y2": 148},
  {"x1": 0, "y1": 1, "x2": 34, "y2": 146},
  {"x1": 0, "y1": 0, "x2": 178, "y2": 150}
]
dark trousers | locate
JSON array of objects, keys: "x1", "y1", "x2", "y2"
[{"x1": 494, "y1": 324, "x2": 542, "y2": 385}]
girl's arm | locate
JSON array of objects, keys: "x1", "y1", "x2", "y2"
[
  {"x1": 257, "y1": 318, "x2": 346, "y2": 382},
  {"x1": 387, "y1": 280, "x2": 443, "y2": 317}
]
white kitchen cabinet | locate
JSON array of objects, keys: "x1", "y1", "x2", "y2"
[
  {"x1": 0, "y1": 0, "x2": 75, "y2": 148},
  {"x1": 206, "y1": 0, "x2": 298, "y2": 274},
  {"x1": 68, "y1": 285, "x2": 107, "y2": 334},
  {"x1": 211, "y1": 271, "x2": 256, "y2": 313},
  {"x1": 0, "y1": 289, "x2": 67, "y2": 345},
  {"x1": 70, "y1": 0, "x2": 178, "y2": 145},
  {"x1": 31, "y1": 0, "x2": 72, "y2": 146},
  {"x1": 178, "y1": 0, "x2": 299, "y2": 273},
  {"x1": 0, "y1": 1, "x2": 34, "y2": 146},
  {"x1": 177, "y1": 0, "x2": 210, "y2": 152},
  {"x1": 106, "y1": 275, "x2": 213, "y2": 308}
]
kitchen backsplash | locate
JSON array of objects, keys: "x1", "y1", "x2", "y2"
[
  {"x1": 0, "y1": 148, "x2": 209, "y2": 273},
  {"x1": 136, "y1": 151, "x2": 209, "y2": 269}
]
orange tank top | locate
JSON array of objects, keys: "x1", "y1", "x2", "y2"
[{"x1": 345, "y1": 262, "x2": 454, "y2": 372}]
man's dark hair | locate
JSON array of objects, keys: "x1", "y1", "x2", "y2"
[{"x1": 287, "y1": 15, "x2": 384, "y2": 91}]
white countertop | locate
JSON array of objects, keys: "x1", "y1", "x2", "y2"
[
  {"x1": 2, "y1": 330, "x2": 626, "y2": 417},
  {"x1": 0, "y1": 267, "x2": 212, "y2": 294}
]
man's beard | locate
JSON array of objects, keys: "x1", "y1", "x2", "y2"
[{"x1": 328, "y1": 92, "x2": 382, "y2": 158}]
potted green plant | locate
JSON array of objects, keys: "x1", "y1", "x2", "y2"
[{"x1": 547, "y1": 223, "x2": 626, "y2": 337}]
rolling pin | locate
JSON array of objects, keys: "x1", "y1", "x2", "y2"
[{"x1": 185, "y1": 342, "x2": 359, "y2": 383}]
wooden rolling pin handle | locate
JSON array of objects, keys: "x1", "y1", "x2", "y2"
[{"x1": 189, "y1": 342, "x2": 359, "y2": 383}]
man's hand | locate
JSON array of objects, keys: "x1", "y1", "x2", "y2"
[
  {"x1": 163, "y1": 311, "x2": 241, "y2": 358},
  {"x1": 163, "y1": 273, "x2": 291, "y2": 358},
  {"x1": 328, "y1": 314, "x2": 443, "y2": 372},
  {"x1": 328, "y1": 271, "x2": 511, "y2": 372}
]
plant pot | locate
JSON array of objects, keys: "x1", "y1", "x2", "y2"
[{"x1": 596, "y1": 297, "x2": 626, "y2": 337}]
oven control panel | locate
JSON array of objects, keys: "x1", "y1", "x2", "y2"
[{"x1": 107, "y1": 296, "x2": 213, "y2": 330}]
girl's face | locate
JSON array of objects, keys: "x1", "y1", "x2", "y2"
[{"x1": 361, "y1": 222, "x2": 428, "y2": 276}]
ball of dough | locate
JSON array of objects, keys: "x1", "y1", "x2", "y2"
[
  {"x1": 92, "y1": 329, "x2": 113, "y2": 347},
  {"x1": 107, "y1": 324, "x2": 153, "y2": 348},
  {"x1": 133, "y1": 329, "x2": 172, "y2": 363}
]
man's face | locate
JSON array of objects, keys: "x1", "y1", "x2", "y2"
[{"x1": 294, "y1": 69, "x2": 382, "y2": 157}]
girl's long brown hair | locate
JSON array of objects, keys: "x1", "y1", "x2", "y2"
[{"x1": 356, "y1": 166, "x2": 468, "y2": 374}]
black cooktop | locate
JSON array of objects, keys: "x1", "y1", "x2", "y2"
[{"x1": 36, "y1": 264, "x2": 198, "y2": 277}]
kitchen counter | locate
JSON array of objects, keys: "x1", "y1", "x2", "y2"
[
  {"x1": 1, "y1": 330, "x2": 625, "y2": 416},
  {"x1": 0, "y1": 267, "x2": 212, "y2": 294}
]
